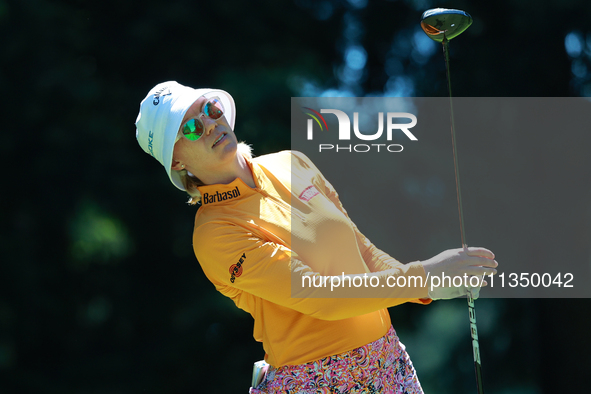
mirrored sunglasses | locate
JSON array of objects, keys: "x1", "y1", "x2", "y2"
[{"x1": 178, "y1": 97, "x2": 225, "y2": 142}]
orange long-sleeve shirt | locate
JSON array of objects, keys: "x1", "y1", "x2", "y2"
[{"x1": 193, "y1": 151, "x2": 430, "y2": 367}]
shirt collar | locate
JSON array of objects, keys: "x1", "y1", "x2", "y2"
[{"x1": 196, "y1": 155, "x2": 268, "y2": 205}]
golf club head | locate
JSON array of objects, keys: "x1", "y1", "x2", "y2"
[{"x1": 420, "y1": 8, "x2": 472, "y2": 43}]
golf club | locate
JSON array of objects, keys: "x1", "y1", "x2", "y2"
[{"x1": 420, "y1": 8, "x2": 485, "y2": 394}]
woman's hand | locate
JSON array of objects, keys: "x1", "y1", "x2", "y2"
[{"x1": 421, "y1": 247, "x2": 498, "y2": 300}]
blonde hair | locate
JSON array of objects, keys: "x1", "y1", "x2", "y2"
[{"x1": 179, "y1": 142, "x2": 253, "y2": 205}]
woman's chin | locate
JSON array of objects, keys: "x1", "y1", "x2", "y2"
[{"x1": 217, "y1": 140, "x2": 238, "y2": 160}]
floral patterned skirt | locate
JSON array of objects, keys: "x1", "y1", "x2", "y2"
[{"x1": 249, "y1": 325, "x2": 423, "y2": 394}]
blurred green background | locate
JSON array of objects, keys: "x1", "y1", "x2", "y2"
[{"x1": 2, "y1": 0, "x2": 590, "y2": 392}]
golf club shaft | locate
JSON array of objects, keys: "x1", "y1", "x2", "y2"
[
  {"x1": 442, "y1": 37, "x2": 484, "y2": 394},
  {"x1": 443, "y1": 38, "x2": 467, "y2": 250}
]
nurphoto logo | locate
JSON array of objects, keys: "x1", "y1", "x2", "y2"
[{"x1": 303, "y1": 107, "x2": 418, "y2": 153}]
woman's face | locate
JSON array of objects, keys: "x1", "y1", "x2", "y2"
[{"x1": 172, "y1": 96, "x2": 238, "y2": 178}]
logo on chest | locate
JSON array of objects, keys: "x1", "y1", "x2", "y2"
[{"x1": 298, "y1": 185, "x2": 320, "y2": 202}]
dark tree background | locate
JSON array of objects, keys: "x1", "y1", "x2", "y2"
[{"x1": 1, "y1": 0, "x2": 590, "y2": 392}]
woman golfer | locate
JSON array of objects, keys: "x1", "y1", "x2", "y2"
[{"x1": 135, "y1": 81, "x2": 497, "y2": 393}]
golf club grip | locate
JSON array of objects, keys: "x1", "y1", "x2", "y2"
[
  {"x1": 468, "y1": 296, "x2": 484, "y2": 394},
  {"x1": 474, "y1": 360, "x2": 484, "y2": 394}
]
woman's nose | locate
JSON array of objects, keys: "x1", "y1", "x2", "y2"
[{"x1": 202, "y1": 116, "x2": 217, "y2": 135}]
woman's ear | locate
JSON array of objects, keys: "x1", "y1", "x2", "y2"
[{"x1": 171, "y1": 160, "x2": 184, "y2": 171}]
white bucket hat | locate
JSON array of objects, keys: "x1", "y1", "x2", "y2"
[{"x1": 135, "y1": 81, "x2": 236, "y2": 190}]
